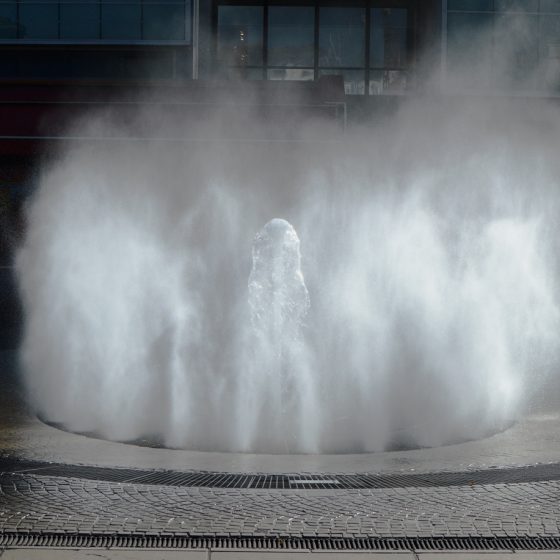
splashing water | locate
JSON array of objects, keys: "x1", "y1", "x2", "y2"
[
  {"x1": 238, "y1": 219, "x2": 319, "y2": 453},
  {"x1": 15, "y1": 103, "x2": 560, "y2": 454}
]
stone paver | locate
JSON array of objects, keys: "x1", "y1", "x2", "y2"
[
  {"x1": 2, "y1": 350, "x2": 560, "y2": 549},
  {"x1": 4, "y1": 552, "x2": 560, "y2": 559},
  {"x1": 1, "y1": 473, "x2": 560, "y2": 538},
  {"x1": 0, "y1": 550, "x2": 207, "y2": 559}
]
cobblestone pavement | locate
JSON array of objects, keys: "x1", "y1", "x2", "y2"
[
  {"x1": 1, "y1": 472, "x2": 560, "y2": 538},
  {"x1": 3, "y1": 351, "x2": 560, "y2": 544}
]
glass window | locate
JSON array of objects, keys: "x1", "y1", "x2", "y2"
[
  {"x1": 224, "y1": 67, "x2": 263, "y2": 80},
  {"x1": 61, "y1": 4, "x2": 100, "y2": 40},
  {"x1": 319, "y1": 7, "x2": 365, "y2": 68},
  {"x1": 319, "y1": 68, "x2": 365, "y2": 95},
  {"x1": 143, "y1": 2, "x2": 185, "y2": 40},
  {"x1": 495, "y1": 0, "x2": 539, "y2": 11},
  {"x1": 370, "y1": 8, "x2": 408, "y2": 69},
  {"x1": 101, "y1": 2, "x2": 141, "y2": 40},
  {"x1": 268, "y1": 7, "x2": 314, "y2": 67},
  {"x1": 541, "y1": 0, "x2": 560, "y2": 12},
  {"x1": 218, "y1": 6, "x2": 263, "y2": 66},
  {"x1": 19, "y1": 4, "x2": 59, "y2": 39},
  {"x1": 447, "y1": 0, "x2": 494, "y2": 10},
  {"x1": 540, "y1": 13, "x2": 560, "y2": 57},
  {"x1": 447, "y1": 11, "x2": 494, "y2": 54},
  {"x1": 0, "y1": 2, "x2": 18, "y2": 39},
  {"x1": 267, "y1": 68, "x2": 314, "y2": 81},
  {"x1": 540, "y1": 15, "x2": 560, "y2": 89},
  {"x1": 369, "y1": 69, "x2": 408, "y2": 94},
  {"x1": 493, "y1": 14, "x2": 539, "y2": 87},
  {"x1": 447, "y1": 12, "x2": 494, "y2": 87}
]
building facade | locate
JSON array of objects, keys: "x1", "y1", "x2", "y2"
[
  {"x1": 0, "y1": 0, "x2": 437, "y2": 92},
  {"x1": 2, "y1": 1, "x2": 560, "y2": 94}
]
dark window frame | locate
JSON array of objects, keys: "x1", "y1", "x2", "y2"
[
  {"x1": 213, "y1": 0, "x2": 416, "y2": 94},
  {"x1": 0, "y1": 0, "x2": 193, "y2": 43}
]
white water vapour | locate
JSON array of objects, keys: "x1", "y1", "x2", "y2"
[{"x1": 15, "y1": 21, "x2": 560, "y2": 453}]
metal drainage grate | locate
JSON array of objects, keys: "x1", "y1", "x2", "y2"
[
  {"x1": 1, "y1": 456, "x2": 560, "y2": 490},
  {"x1": 1, "y1": 534, "x2": 560, "y2": 551}
]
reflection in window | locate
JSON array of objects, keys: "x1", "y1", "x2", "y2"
[
  {"x1": 268, "y1": 7, "x2": 314, "y2": 67},
  {"x1": 447, "y1": 11, "x2": 494, "y2": 88},
  {"x1": 61, "y1": 4, "x2": 100, "y2": 40},
  {"x1": 102, "y1": 2, "x2": 142, "y2": 40},
  {"x1": 225, "y1": 67, "x2": 263, "y2": 80},
  {"x1": 495, "y1": 0, "x2": 539, "y2": 11},
  {"x1": 0, "y1": 2, "x2": 18, "y2": 39},
  {"x1": 19, "y1": 4, "x2": 58, "y2": 39},
  {"x1": 268, "y1": 68, "x2": 314, "y2": 81},
  {"x1": 370, "y1": 8, "x2": 408, "y2": 69},
  {"x1": 143, "y1": 2, "x2": 186, "y2": 41},
  {"x1": 447, "y1": 0, "x2": 494, "y2": 10},
  {"x1": 446, "y1": 1, "x2": 560, "y2": 91},
  {"x1": 319, "y1": 69, "x2": 365, "y2": 95},
  {"x1": 494, "y1": 13, "x2": 539, "y2": 84},
  {"x1": 218, "y1": 6, "x2": 263, "y2": 67},
  {"x1": 542, "y1": 0, "x2": 560, "y2": 12},
  {"x1": 541, "y1": 14, "x2": 560, "y2": 89},
  {"x1": 370, "y1": 70, "x2": 407, "y2": 94},
  {"x1": 0, "y1": 0, "x2": 191, "y2": 41},
  {"x1": 319, "y1": 7, "x2": 365, "y2": 68},
  {"x1": 215, "y1": 3, "x2": 412, "y2": 95}
]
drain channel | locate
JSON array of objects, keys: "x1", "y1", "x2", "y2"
[
  {"x1": 1, "y1": 456, "x2": 560, "y2": 490},
  {"x1": 1, "y1": 534, "x2": 560, "y2": 550}
]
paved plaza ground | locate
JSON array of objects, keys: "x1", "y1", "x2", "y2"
[{"x1": 2, "y1": 350, "x2": 560, "y2": 557}]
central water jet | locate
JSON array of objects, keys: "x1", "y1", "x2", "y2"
[{"x1": 236, "y1": 218, "x2": 320, "y2": 453}]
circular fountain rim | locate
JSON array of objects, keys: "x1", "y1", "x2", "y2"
[{"x1": 39, "y1": 415, "x2": 517, "y2": 456}]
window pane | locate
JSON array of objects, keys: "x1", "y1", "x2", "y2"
[
  {"x1": 540, "y1": 15, "x2": 560, "y2": 89},
  {"x1": 267, "y1": 68, "x2": 314, "y2": 81},
  {"x1": 225, "y1": 67, "x2": 263, "y2": 80},
  {"x1": 19, "y1": 4, "x2": 58, "y2": 39},
  {"x1": 369, "y1": 69, "x2": 408, "y2": 94},
  {"x1": 319, "y1": 7, "x2": 365, "y2": 68},
  {"x1": 61, "y1": 4, "x2": 100, "y2": 39},
  {"x1": 495, "y1": 0, "x2": 539, "y2": 11},
  {"x1": 542, "y1": 0, "x2": 560, "y2": 12},
  {"x1": 447, "y1": 12, "x2": 493, "y2": 58},
  {"x1": 268, "y1": 7, "x2": 314, "y2": 67},
  {"x1": 143, "y1": 2, "x2": 185, "y2": 40},
  {"x1": 102, "y1": 4, "x2": 141, "y2": 39},
  {"x1": 494, "y1": 14, "x2": 539, "y2": 85},
  {"x1": 319, "y1": 68, "x2": 365, "y2": 94},
  {"x1": 448, "y1": 0, "x2": 494, "y2": 10},
  {"x1": 447, "y1": 12, "x2": 494, "y2": 88},
  {"x1": 371, "y1": 8, "x2": 408, "y2": 69},
  {"x1": 0, "y1": 3, "x2": 17, "y2": 39},
  {"x1": 218, "y1": 6, "x2": 263, "y2": 66},
  {"x1": 540, "y1": 13, "x2": 560, "y2": 57}
]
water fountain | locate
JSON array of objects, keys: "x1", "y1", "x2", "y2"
[{"x1": 14, "y1": 96, "x2": 560, "y2": 455}]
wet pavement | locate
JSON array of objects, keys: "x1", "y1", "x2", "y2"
[{"x1": 1, "y1": 349, "x2": 560, "y2": 555}]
